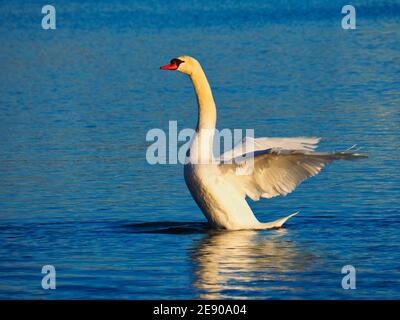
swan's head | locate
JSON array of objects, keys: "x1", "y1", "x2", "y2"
[{"x1": 160, "y1": 56, "x2": 200, "y2": 76}]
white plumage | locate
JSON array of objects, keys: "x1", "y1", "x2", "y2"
[{"x1": 160, "y1": 56, "x2": 366, "y2": 230}]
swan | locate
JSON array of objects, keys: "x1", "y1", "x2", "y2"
[{"x1": 160, "y1": 56, "x2": 366, "y2": 230}]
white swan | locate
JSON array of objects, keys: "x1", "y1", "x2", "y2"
[{"x1": 160, "y1": 56, "x2": 366, "y2": 230}]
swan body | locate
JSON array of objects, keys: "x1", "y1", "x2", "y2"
[
  {"x1": 160, "y1": 56, "x2": 366, "y2": 230},
  {"x1": 184, "y1": 163, "x2": 261, "y2": 230}
]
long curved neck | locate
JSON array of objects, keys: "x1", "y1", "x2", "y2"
[
  {"x1": 188, "y1": 66, "x2": 217, "y2": 163},
  {"x1": 190, "y1": 67, "x2": 216, "y2": 131}
]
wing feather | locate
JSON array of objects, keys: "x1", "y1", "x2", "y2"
[
  {"x1": 220, "y1": 148, "x2": 366, "y2": 201},
  {"x1": 220, "y1": 136, "x2": 320, "y2": 162}
]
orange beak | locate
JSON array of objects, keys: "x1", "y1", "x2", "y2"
[{"x1": 160, "y1": 61, "x2": 178, "y2": 70}]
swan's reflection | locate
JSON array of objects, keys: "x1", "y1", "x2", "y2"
[{"x1": 191, "y1": 229, "x2": 314, "y2": 299}]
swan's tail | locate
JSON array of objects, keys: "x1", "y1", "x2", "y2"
[{"x1": 257, "y1": 212, "x2": 299, "y2": 229}]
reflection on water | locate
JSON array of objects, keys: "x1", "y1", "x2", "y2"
[{"x1": 191, "y1": 229, "x2": 314, "y2": 299}]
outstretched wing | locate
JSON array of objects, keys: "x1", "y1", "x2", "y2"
[
  {"x1": 220, "y1": 145, "x2": 366, "y2": 201},
  {"x1": 220, "y1": 136, "x2": 320, "y2": 162}
]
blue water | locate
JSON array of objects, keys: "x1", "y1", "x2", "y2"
[{"x1": 0, "y1": 0, "x2": 399, "y2": 299}]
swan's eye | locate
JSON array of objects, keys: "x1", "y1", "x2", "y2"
[{"x1": 171, "y1": 58, "x2": 184, "y2": 67}]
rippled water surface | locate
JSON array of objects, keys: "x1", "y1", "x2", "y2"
[{"x1": 0, "y1": 1, "x2": 399, "y2": 299}]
